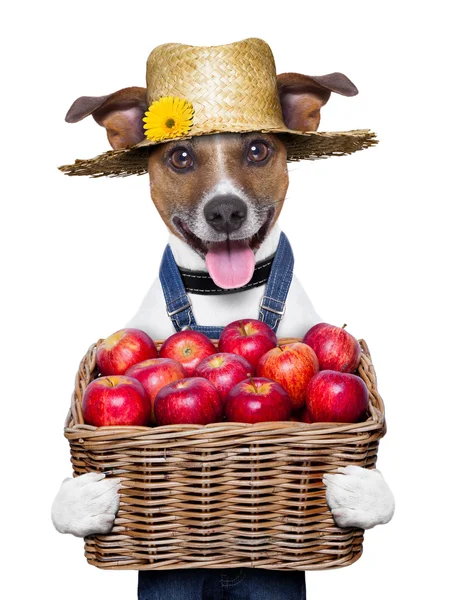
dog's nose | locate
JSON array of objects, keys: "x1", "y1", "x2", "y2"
[{"x1": 204, "y1": 195, "x2": 248, "y2": 234}]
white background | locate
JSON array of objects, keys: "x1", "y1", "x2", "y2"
[{"x1": 2, "y1": 1, "x2": 449, "y2": 598}]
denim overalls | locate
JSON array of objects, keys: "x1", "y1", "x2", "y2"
[{"x1": 138, "y1": 232, "x2": 306, "y2": 599}]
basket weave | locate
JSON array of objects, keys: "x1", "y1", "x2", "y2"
[{"x1": 64, "y1": 338, "x2": 385, "y2": 571}]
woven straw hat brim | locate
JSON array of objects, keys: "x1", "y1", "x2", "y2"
[{"x1": 59, "y1": 128, "x2": 377, "y2": 178}]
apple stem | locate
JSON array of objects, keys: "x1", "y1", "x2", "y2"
[
  {"x1": 278, "y1": 344, "x2": 284, "y2": 351},
  {"x1": 239, "y1": 320, "x2": 247, "y2": 336},
  {"x1": 342, "y1": 324, "x2": 347, "y2": 330},
  {"x1": 247, "y1": 373, "x2": 257, "y2": 392}
]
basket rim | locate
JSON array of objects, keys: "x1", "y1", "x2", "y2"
[{"x1": 64, "y1": 337, "x2": 385, "y2": 439}]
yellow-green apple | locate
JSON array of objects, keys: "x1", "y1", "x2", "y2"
[
  {"x1": 159, "y1": 330, "x2": 216, "y2": 376},
  {"x1": 306, "y1": 370, "x2": 369, "y2": 423},
  {"x1": 154, "y1": 377, "x2": 223, "y2": 425},
  {"x1": 195, "y1": 352, "x2": 254, "y2": 402},
  {"x1": 218, "y1": 319, "x2": 277, "y2": 369},
  {"x1": 302, "y1": 323, "x2": 361, "y2": 373},
  {"x1": 125, "y1": 358, "x2": 186, "y2": 424},
  {"x1": 257, "y1": 342, "x2": 319, "y2": 410},
  {"x1": 225, "y1": 376, "x2": 291, "y2": 423},
  {"x1": 96, "y1": 328, "x2": 158, "y2": 376},
  {"x1": 82, "y1": 375, "x2": 151, "y2": 426}
]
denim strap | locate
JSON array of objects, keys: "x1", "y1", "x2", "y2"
[
  {"x1": 159, "y1": 232, "x2": 294, "y2": 338},
  {"x1": 159, "y1": 245, "x2": 196, "y2": 332},
  {"x1": 258, "y1": 231, "x2": 294, "y2": 331}
]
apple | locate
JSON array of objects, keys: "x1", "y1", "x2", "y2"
[
  {"x1": 291, "y1": 407, "x2": 312, "y2": 423},
  {"x1": 82, "y1": 375, "x2": 151, "y2": 426},
  {"x1": 154, "y1": 377, "x2": 223, "y2": 425},
  {"x1": 159, "y1": 330, "x2": 217, "y2": 376},
  {"x1": 96, "y1": 328, "x2": 158, "y2": 376},
  {"x1": 225, "y1": 376, "x2": 291, "y2": 423},
  {"x1": 125, "y1": 358, "x2": 186, "y2": 424},
  {"x1": 195, "y1": 352, "x2": 254, "y2": 402},
  {"x1": 257, "y1": 342, "x2": 319, "y2": 410},
  {"x1": 306, "y1": 370, "x2": 369, "y2": 423},
  {"x1": 218, "y1": 318, "x2": 277, "y2": 369},
  {"x1": 302, "y1": 322, "x2": 361, "y2": 373}
]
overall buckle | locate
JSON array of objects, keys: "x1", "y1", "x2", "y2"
[
  {"x1": 259, "y1": 295, "x2": 286, "y2": 318},
  {"x1": 166, "y1": 295, "x2": 192, "y2": 317}
]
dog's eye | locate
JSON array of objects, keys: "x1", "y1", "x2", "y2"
[
  {"x1": 247, "y1": 141, "x2": 270, "y2": 163},
  {"x1": 169, "y1": 148, "x2": 193, "y2": 170}
]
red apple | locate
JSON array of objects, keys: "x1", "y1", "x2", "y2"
[
  {"x1": 257, "y1": 342, "x2": 319, "y2": 410},
  {"x1": 96, "y1": 328, "x2": 158, "y2": 376},
  {"x1": 82, "y1": 375, "x2": 151, "y2": 426},
  {"x1": 159, "y1": 330, "x2": 217, "y2": 376},
  {"x1": 195, "y1": 352, "x2": 254, "y2": 402},
  {"x1": 154, "y1": 377, "x2": 223, "y2": 425},
  {"x1": 306, "y1": 370, "x2": 369, "y2": 423},
  {"x1": 225, "y1": 377, "x2": 291, "y2": 423},
  {"x1": 291, "y1": 407, "x2": 312, "y2": 423},
  {"x1": 302, "y1": 322, "x2": 361, "y2": 373},
  {"x1": 125, "y1": 358, "x2": 186, "y2": 424},
  {"x1": 218, "y1": 319, "x2": 277, "y2": 370}
]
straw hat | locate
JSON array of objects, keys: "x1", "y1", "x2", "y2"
[{"x1": 59, "y1": 38, "x2": 376, "y2": 177}]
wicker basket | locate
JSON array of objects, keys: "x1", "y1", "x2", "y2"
[{"x1": 64, "y1": 338, "x2": 385, "y2": 571}]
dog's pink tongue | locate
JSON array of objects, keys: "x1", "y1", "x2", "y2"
[{"x1": 205, "y1": 240, "x2": 255, "y2": 289}]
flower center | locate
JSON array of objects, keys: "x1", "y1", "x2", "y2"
[{"x1": 143, "y1": 97, "x2": 194, "y2": 142}]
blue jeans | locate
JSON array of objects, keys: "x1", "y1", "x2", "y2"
[{"x1": 138, "y1": 568, "x2": 306, "y2": 599}]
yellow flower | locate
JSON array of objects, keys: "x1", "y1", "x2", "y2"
[{"x1": 143, "y1": 96, "x2": 195, "y2": 142}]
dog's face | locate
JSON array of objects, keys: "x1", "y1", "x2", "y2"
[
  {"x1": 147, "y1": 131, "x2": 289, "y2": 288},
  {"x1": 147, "y1": 132, "x2": 288, "y2": 258}
]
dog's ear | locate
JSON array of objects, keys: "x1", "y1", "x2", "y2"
[
  {"x1": 65, "y1": 87, "x2": 148, "y2": 149},
  {"x1": 277, "y1": 73, "x2": 358, "y2": 132}
]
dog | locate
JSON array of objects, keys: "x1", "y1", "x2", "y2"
[{"x1": 52, "y1": 38, "x2": 394, "y2": 598}]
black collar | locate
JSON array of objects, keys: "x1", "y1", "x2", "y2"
[{"x1": 178, "y1": 254, "x2": 275, "y2": 295}]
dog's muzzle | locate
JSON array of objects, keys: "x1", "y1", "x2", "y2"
[{"x1": 204, "y1": 195, "x2": 247, "y2": 234}]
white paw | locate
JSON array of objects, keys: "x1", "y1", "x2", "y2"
[
  {"x1": 323, "y1": 466, "x2": 395, "y2": 530},
  {"x1": 51, "y1": 472, "x2": 120, "y2": 537}
]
